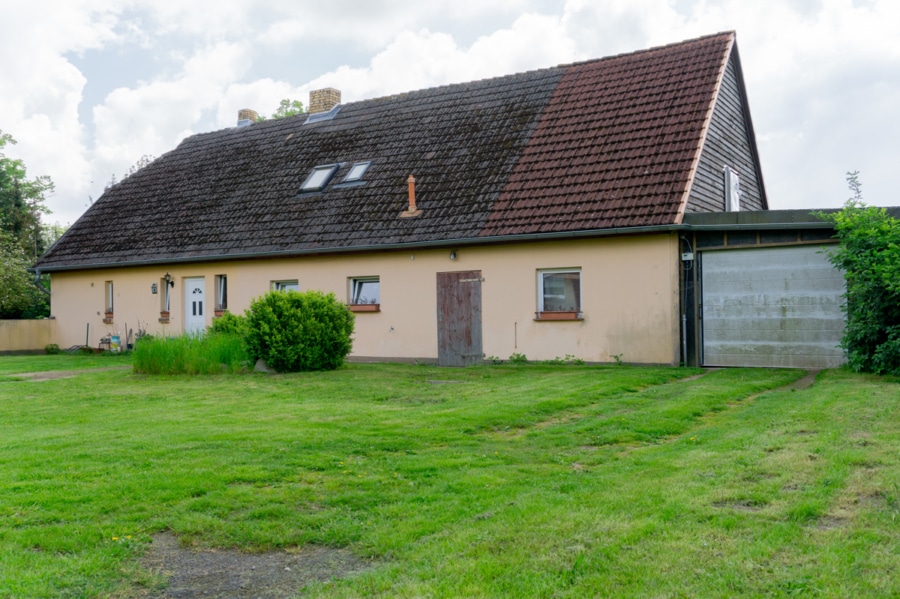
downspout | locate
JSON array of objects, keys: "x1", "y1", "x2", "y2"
[{"x1": 32, "y1": 268, "x2": 51, "y2": 296}]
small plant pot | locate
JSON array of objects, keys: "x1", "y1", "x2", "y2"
[
  {"x1": 159, "y1": 311, "x2": 170, "y2": 324},
  {"x1": 214, "y1": 309, "x2": 226, "y2": 318}
]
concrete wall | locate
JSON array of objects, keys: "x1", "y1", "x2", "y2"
[
  {"x1": 48, "y1": 234, "x2": 682, "y2": 364},
  {"x1": 0, "y1": 319, "x2": 57, "y2": 352}
]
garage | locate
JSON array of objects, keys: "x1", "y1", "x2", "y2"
[{"x1": 700, "y1": 245, "x2": 846, "y2": 368}]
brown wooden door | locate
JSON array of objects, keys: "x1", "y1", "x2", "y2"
[{"x1": 436, "y1": 271, "x2": 483, "y2": 367}]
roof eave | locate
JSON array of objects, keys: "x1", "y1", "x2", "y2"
[
  {"x1": 33, "y1": 209, "x2": 850, "y2": 273},
  {"x1": 32, "y1": 224, "x2": 689, "y2": 272}
]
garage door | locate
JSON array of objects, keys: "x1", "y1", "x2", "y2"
[{"x1": 701, "y1": 245, "x2": 845, "y2": 368}]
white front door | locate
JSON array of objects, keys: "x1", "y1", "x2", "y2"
[{"x1": 184, "y1": 277, "x2": 206, "y2": 335}]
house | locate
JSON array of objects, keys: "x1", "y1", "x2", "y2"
[{"x1": 36, "y1": 31, "x2": 788, "y2": 366}]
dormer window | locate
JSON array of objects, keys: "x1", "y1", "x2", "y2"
[
  {"x1": 300, "y1": 164, "x2": 339, "y2": 193},
  {"x1": 343, "y1": 161, "x2": 371, "y2": 182}
]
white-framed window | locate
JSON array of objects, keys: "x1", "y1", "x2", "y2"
[
  {"x1": 160, "y1": 278, "x2": 171, "y2": 312},
  {"x1": 272, "y1": 280, "x2": 299, "y2": 292},
  {"x1": 300, "y1": 164, "x2": 339, "y2": 192},
  {"x1": 343, "y1": 161, "x2": 371, "y2": 183},
  {"x1": 349, "y1": 276, "x2": 380, "y2": 305},
  {"x1": 215, "y1": 274, "x2": 227, "y2": 310},
  {"x1": 537, "y1": 268, "x2": 582, "y2": 314},
  {"x1": 104, "y1": 281, "x2": 114, "y2": 313},
  {"x1": 724, "y1": 165, "x2": 741, "y2": 212}
]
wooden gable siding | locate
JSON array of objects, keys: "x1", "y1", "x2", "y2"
[{"x1": 686, "y1": 51, "x2": 765, "y2": 214}]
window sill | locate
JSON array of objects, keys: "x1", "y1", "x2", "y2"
[
  {"x1": 349, "y1": 304, "x2": 380, "y2": 313},
  {"x1": 103, "y1": 315, "x2": 114, "y2": 324},
  {"x1": 535, "y1": 311, "x2": 583, "y2": 321}
]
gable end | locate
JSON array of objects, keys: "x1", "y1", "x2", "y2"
[{"x1": 684, "y1": 45, "x2": 767, "y2": 214}]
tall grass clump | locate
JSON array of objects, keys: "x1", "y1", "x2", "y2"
[{"x1": 132, "y1": 333, "x2": 250, "y2": 374}]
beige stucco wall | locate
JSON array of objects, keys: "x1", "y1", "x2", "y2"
[
  {"x1": 48, "y1": 233, "x2": 682, "y2": 363},
  {"x1": 0, "y1": 319, "x2": 57, "y2": 352}
]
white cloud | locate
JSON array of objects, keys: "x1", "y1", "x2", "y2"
[
  {"x1": 302, "y1": 12, "x2": 577, "y2": 103},
  {"x1": 0, "y1": 1, "x2": 126, "y2": 223},
  {"x1": 89, "y1": 41, "x2": 254, "y2": 198},
  {"x1": 561, "y1": 0, "x2": 688, "y2": 56}
]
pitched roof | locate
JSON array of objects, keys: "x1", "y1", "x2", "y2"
[{"x1": 37, "y1": 31, "x2": 752, "y2": 271}]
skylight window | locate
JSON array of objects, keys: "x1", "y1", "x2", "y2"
[
  {"x1": 300, "y1": 164, "x2": 339, "y2": 192},
  {"x1": 343, "y1": 161, "x2": 371, "y2": 182}
]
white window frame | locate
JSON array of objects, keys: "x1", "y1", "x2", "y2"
[
  {"x1": 215, "y1": 274, "x2": 227, "y2": 310},
  {"x1": 104, "y1": 280, "x2": 114, "y2": 314},
  {"x1": 160, "y1": 278, "x2": 171, "y2": 313},
  {"x1": 343, "y1": 161, "x2": 371, "y2": 183},
  {"x1": 724, "y1": 165, "x2": 741, "y2": 212},
  {"x1": 349, "y1": 276, "x2": 380, "y2": 306},
  {"x1": 537, "y1": 268, "x2": 582, "y2": 316},
  {"x1": 300, "y1": 164, "x2": 339, "y2": 192},
  {"x1": 272, "y1": 280, "x2": 299, "y2": 292}
]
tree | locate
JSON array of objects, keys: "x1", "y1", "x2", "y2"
[
  {"x1": 257, "y1": 99, "x2": 306, "y2": 121},
  {"x1": 0, "y1": 229, "x2": 47, "y2": 318},
  {"x1": 821, "y1": 172, "x2": 900, "y2": 375},
  {"x1": 0, "y1": 129, "x2": 54, "y2": 262},
  {"x1": 0, "y1": 129, "x2": 54, "y2": 318}
]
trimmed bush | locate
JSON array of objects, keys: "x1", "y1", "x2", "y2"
[{"x1": 244, "y1": 290, "x2": 354, "y2": 372}]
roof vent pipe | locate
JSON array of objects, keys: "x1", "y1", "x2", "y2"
[
  {"x1": 236, "y1": 109, "x2": 258, "y2": 127},
  {"x1": 400, "y1": 174, "x2": 422, "y2": 218}
]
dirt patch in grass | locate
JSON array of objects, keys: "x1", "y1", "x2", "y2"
[
  {"x1": 140, "y1": 532, "x2": 373, "y2": 598},
  {"x1": 815, "y1": 516, "x2": 848, "y2": 530},
  {"x1": 712, "y1": 499, "x2": 766, "y2": 512},
  {"x1": 11, "y1": 366, "x2": 130, "y2": 381},
  {"x1": 784, "y1": 369, "x2": 820, "y2": 391}
]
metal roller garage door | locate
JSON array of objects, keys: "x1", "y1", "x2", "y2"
[{"x1": 701, "y1": 245, "x2": 846, "y2": 368}]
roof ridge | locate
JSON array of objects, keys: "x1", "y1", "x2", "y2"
[
  {"x1": 560, "y1": 30, "x2": 734, "y2": 70},
  {"x1": 336, "y1": 32, "x2": 735, "y2": 111}
]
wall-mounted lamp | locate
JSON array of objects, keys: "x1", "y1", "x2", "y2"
[
  {"x1": 151, "y1": 283, "x2": 158, "y2": 295},
  {"x1": 449, "y1": 250, "x2": 457, "y2": 261},
  {"x1": 164, "y1": 272, "x2": 175, "y2": 288}
]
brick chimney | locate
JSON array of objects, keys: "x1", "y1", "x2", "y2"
[
  {"x1": 237, "y1": 109, "x2": 258, "y2": 127},
  {"x1": 309, "y1": 88, "x2": 341, "y2": 114}
]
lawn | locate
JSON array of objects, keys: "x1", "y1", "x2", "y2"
[{"x1": 0, "y1": 356, "x2": 897, "y2": 597}]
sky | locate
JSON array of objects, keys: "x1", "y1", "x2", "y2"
[{"x1": 1, "y1": 0, "x2": 898, "y2": 227}]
